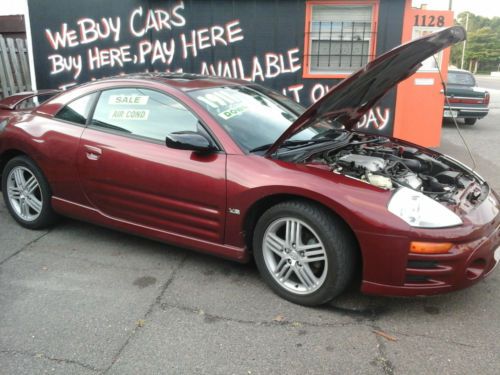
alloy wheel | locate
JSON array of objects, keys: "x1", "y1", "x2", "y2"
[
  {"x1": 6, "y1": 166, "x2": 43, "y2": 222},
  {"x1": 262, "y1": 217, "x2": 328, "y2": 295}
]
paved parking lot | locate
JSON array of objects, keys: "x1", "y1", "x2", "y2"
[{"x1": 1, "y1": 79, "x2": 499, "y2": 374}]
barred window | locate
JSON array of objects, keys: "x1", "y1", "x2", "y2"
[{"x1": 304, "y1": 2, "x2": 377, "y2": 77}]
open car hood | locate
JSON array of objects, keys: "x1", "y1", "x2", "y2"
[{"x1": 265, "y1": 26, "x2": 466, "y2": 157}]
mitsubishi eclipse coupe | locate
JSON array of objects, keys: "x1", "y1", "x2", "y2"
[{"x1": 0, "y1": 26, "x2": 499, "y2": 306}]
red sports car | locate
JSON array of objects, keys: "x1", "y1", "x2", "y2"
[{"x1": 1, "y1": 27, "x2": 498, "y2": 306}]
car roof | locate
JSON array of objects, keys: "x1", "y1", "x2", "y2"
[
  {"x1": 447, "y1": 68, "x2": 473, "y2": 74},
  {"x1": 34, "y1": 73, "x2": 251, "y2": 118},
  {"x1": 87, "y1": 72, "x2": 248, "y2": 92}
]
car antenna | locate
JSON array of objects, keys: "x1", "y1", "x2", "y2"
[{"x1": 434, "y1": 55, "x2": 477, "y2": 171}]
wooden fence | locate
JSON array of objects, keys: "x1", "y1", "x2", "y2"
[{"x1": 0, "y1": 34, "x2": 32, "y2": 99}]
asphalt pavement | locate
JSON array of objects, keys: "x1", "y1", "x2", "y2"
[{"x1": 0, "y1": 77, "x2": 499, "y2": 374}]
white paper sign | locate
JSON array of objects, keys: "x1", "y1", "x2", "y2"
[
  {"x1": 414, "y1": 78, "x2": 435, "y2": 86},
  {"x1": 218, "y1": 105, "x2": 248, "y2": 120},
  {"x1": 109, "y1": 109, "x2": 150, "y2": 121},
  {"x1": 109, "y1": 95, "x2": 149, "y2": 105}
]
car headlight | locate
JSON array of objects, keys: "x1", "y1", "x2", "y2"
[{"x1": 388, "y1": 187, "x2": 462, "y2": 228}]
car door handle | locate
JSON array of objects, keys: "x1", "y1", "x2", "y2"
[{"x1": 84, "y1": 145, "x2": 102, "y2": 160}]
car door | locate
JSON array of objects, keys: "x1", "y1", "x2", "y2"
[{"x1": 76, "y1": 87, "x2": 227, "y2": 244}]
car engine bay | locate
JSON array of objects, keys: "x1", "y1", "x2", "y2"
[{"x1": 307, "y1": 134, "x2": 487, "y2": 206}]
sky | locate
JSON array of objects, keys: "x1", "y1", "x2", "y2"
[
  {"x1": 1, "y1": 1, "x2": 499, "y2": 18},
  {"x1": 412, "y1": 0, "x2": 500, "y2": 18}
]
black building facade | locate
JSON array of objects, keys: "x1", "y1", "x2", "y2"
[{"x1": 28, "y1": 0, "x2": 408, "y2": 135}]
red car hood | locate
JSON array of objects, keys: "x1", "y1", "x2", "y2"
[{"x1": 265, "y1": 26, "x2": 466, "y2": 157}]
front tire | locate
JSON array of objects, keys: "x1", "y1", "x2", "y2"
[
  {"x1": 2, "y1": 156, "x2": 57, "y2": 229},
  {"x1": 253, "y1": 200, "x2": 357, "y2": 306}
]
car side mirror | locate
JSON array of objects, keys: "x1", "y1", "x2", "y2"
[{"x1": 165, "y1": 131, "x2": 216, "y2": 153}]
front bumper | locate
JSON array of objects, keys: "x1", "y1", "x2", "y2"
[
  {"x1": 359, "y1": 190, "x2": 500, "y2": 297},
  {"x1": 361, "y1": 224, "x2": 500, "y2": 296}
]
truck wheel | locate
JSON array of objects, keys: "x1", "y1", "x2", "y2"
[{"x1": 464, "y1": 118, "x2": 477, "y2": 125}]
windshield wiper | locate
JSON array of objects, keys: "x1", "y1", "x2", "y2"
[{"x1": 249, "y1": 138, "x2": 333, "y2": 153}]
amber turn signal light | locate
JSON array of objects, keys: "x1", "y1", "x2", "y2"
[{"x1": 409, "y1": 242, "x2": 453, "y2": 254}]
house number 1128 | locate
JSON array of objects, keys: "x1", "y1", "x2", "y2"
[{"x1": 414, "y1": 15, "x2": 445, "y2": 27}]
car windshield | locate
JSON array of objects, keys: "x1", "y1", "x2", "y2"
[
  {"x1": 189, "y1": 86, "x2": 342, "y2": 152},
  {"x1": 447, "y1": 71, "x2": 475, "y2": 86}
]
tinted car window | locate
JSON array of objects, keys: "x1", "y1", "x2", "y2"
[
  {"x1": 447, "y1": 71, "x2": 476, "y2": 86},
  {"x1": 90, "y1": 88, "x2": 198, "y2": 142},
  {"x1": 55, "y1": 93, "x2": 98, "y2": 125},
  {"x1": 190, "y1": 86, "x2": 326, "y2": 152},
  {"x1": 17, "y1": 93, "x2": 58, "y2": 110},
  {"x1": 250, "y1": 85, "x2": 307, "y2": 115}
]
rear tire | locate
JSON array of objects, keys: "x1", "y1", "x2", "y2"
[
  {"x1": 464, "y1": 118, "x2": 477, "y2": 125},
  {"x1": 253, "y1": 200, "x2": 357, "y2": 306},
  {"x1": 2, "y1": 156, "x2": 58, "y2": 229}
]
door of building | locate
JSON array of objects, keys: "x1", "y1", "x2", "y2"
[{"x1": 393, "y1": 1, "x2": 454, "y2": 147}]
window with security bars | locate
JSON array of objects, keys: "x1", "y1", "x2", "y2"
[{"x1": 305, "y1": 4, "x2": 377, "y2": 76}]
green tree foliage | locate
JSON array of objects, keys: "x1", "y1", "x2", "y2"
[{"x1": 451, "y1": 12, "x2": 500, "y2": 73}]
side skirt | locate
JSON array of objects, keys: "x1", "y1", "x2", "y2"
[{"x1": 51, "y1": 196, "x2": 249, "y2": 262}]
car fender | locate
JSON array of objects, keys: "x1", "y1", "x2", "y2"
[
  {"x1": 0, "y1": 117, "x2": 46, "y2": 171},
  {"x1": 224, "y1": 154, "x2": 409, "y2": 249}
]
